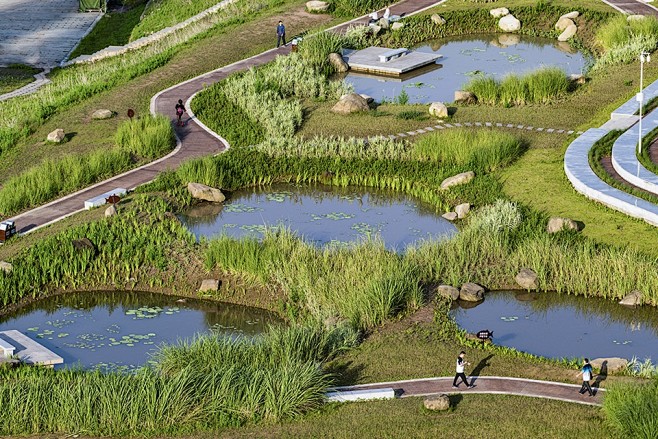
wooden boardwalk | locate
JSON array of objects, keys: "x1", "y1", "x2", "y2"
[{"x1": 333, "y1": 376, "x2": 605, "y2": 406}]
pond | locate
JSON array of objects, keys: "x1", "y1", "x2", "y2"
[
  {"x1": 179, "y1": 183, "x2": 457, "y2": 251},
  {"x1": 342, "y1": 34, "x2": 590, "y2": 104},
  {"x1": 0, "y1": 291, "x2": 281, "y2": 370},
  {"x1": 453, "y1": 291, "x2": 658, "y2": 361}
]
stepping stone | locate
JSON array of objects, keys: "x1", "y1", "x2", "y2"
[
  {"x1": 546, "y1": 128, "x2": 554, "y2": 133},
  {"x1": 417, "y1": 129, "x2": 426, "y2": 133},
  {"x1": 444, "y1": 123, "x2": 454, "y2": 128},
  {"x1": 496, "y1": 123, "x2": 503, "y2": 127},
  {"x1": 463, "y1": 122, "x2": 472, "y2": 126},
  {"x1": 526, "y1": 126, "x2": 534, "y2": 130},
  {"x1": 425, "y1": 126, "x2": 434, "y2": 131},
  {"x1": 407, "y1": 131, "x2": 417, "y2": 135},
  {"x1": 506, "y1": 124, "x2": 514, "y2": 128},
  {"x1": 434, "y1": 124, "x2": 443, "y2": 129},
  {"x1": 453, "y1": 123, "x2": 462, "y2": 127},
  {"x1": 485, "y1": 122, "x2": 492, "y2": 126},
  {"x1": 388, "y1": 134, "x2": 397, "y2": 139},
  {"x1": 398, "y1": 133, "x2": 407, "y2": 137},
  {"x1": 567, "y1": 130, "x2": 574, "y2": 134},
  {"x1": 475, "y1": 122, "x2": 482, "y2": 126},
  {"x1": 536, "y1": 127, "x2": 544, "y2": 131},
  {"x1": 557, "y1": 129, "x2": 565, "y2": 133},
  {"x1": 517, "y1": 125, "x2": 524, "y2": 129}
]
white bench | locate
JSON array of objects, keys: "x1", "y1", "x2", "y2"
[
  {"x1": 84, "y1": 188, "x2": 127, "y2": 210},
  {"x1": 326, "y1": 387, "x2": 395, "y2": 402},
  {"x1": 0, "y1": 337, "x2": 15, "y2": 358},
  {"x1": 378, "y1": 48, "x2": 408, "y2": 63}
]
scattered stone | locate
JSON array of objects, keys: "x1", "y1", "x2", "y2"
[
  {"x1": 515, "y1": 268, "x2": 538, "y2": 290},
  {"x1": 360, "y1": 94, "x2": 374, "y2": 104},
  {"x1": 546, "y1": 217, "x2": 578, "y2": 233},
  {"x1": 47, "y1": 129, "x2": 65, "y2": 143},
  {"x1": 627, "y1": 14, "x2": 646, "y2": 21},
  {"x1": 187, "y1": 182, "x2": 226, "y2": 203},
  {"x1": 328, "y1": 52, "x2": 349, "y2": 73},
  {"x1": 91, "y1": 109, "x2": 113, "y2": 120},
  {"x1": 104, "y1": 204, "x2": 117, "y2": 217},
  {"x1": 555, "y1": 17, "x2": 574, "y2": 32},
  {"x1": 619, "y1": 290, "x2": 643, "y2": 306},
  {"x1": 498, "y1": 33, "x2": 520, "y2": 46},
  {"x1": 331, "y1": 93, "x2": 370, "y2": 114},
  {"x1": 498, "y1": 14, "x2": 521, "y2": 32},
  {"x1": 424, "y1": 394, "x2": 450, "y2": 411},
  {"x1": 0, "y1": 261, "x2": 12, "y2": 273},
  {"x1": 199, "y1": 279, "x2": 220, "y2": 292},
  {"x1": 437, "y1": 285, "x2": 460, "y2": 301},
  {"x1": 429, "y1": 102, "x2": 449, "y2": 118},
  {"x1": 560, "y1": 11, "x2": 580, "y2": 20},
  {"x1": 442, "y1": 211, "x2": 458, "y2": 221},
  {"x1": 441, "y1": 171, "x2": 475, "y2": 190},
  {"x1": 370, "y1": 24, "x2": 382, "y2": 36},
  {"x1": 454, "y1": 90, "x2": 477, "y2": 104},
  {"x1": 455, "y1": 203, "x2": 471, "y2": 219},
  {"x1": 431, "y1": 14, "x2": 446, "y2": 25},
  {"x1": 72, "y1": 238, "x2": 96, "y2": 254},
  {"x1": 305, "y1": 0, "x2": 329, "y2": 12},
  {"x1": 460, "y1": 282, "x2": 485, "y2": 302},
  {"x1": 558, "y1": 24, "x2": 577, "y2": 42},
  {"x1": 176, "y1": 298, "x2": 187, "y2": 303},
  {"x1": 490, "y1": 7, "x2": 509, "y2": 18},
  {"x1": 391, "y1": 22, "x2": 405, "y2": 31},
  {"x1": 569, "y1": 74, "x2": 586, "y2": 85},
  {"x1": 590, "y1": 357, "x2": 629, "y2": 373}
]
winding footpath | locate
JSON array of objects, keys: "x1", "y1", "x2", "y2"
[{"x1": 330, "y1": 376, "x2": 604, "y2": 406}]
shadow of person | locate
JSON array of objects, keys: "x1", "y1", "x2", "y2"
[
  {"x1": 470, "y1": 354, "x2": 494, "y2": 384},
  {"x1": 592, "y1": 360, "x2": 608, "y2": 395},
  {"x1": 449, "y1": 393, "x2": 464, "y2": 409}
]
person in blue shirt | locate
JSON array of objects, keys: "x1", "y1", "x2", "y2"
[
  {"x1": 578, "y1": 358, "x2": 594, "y2": 396},
  {"x1": 276, "y1": 21, "x2": 286, "y2": 48}
]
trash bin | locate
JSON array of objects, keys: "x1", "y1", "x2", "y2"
[{"x1": 0, "y1": 220, "x2": 16, "y2": 243}]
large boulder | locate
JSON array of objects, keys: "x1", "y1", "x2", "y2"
[
  {"x1": 490, "y1": 7, "x2": 509, "y2": 18},
  {"x1": 104, "y1": 204, "x2": 117, "y2": 217},
  {"x1": 558, "y1": 24, "x2": 577, "y2": 42},
  {"x1": 47, "y1": 129, "x2": 65, "y2": 143},
  {"x1": 91, "y1": 109, "x2": 113, "y2": 120},
  {"x1": 590, "y1": 357, "x2": 628, "y2": 373},
  {"x1": 199, "y1": 279, "x2": 220, "y2": 292},
  {"x1": 454, "y1": 90, "x2": 477, "y2": 104},
  {"x1": 442, "y1": 211, "x2": 458, "y2": 221},
  {"x1": 429, "y1": 102, "x2": 448, "y2": 118},
  {"x1": 460, "y1": 282, "x2": 485, "y2": 302},
  {"x1": 72, "y1": 238, "x2": 96, "y2": 254},
  {"x1": 455, "y1": 203, "x2": 470, "y2": 219},
  {"x1": 305, "y1": 0, "x2": 329, "y2": 12},
  {"x1": 391, "y1": 22, "x2": 405, "y2": 31},
  {"x1": 560, "y1": 11, "x2": 580, "y2": 20},
  {"x1": 546, "y1": 217, "x2": 578, "y2": 233},
  {"x1": 431, "y1": 14, "x2": 446, "y2": 25},
  {"x1": 515, "y1": 268, "x2": 538, "y2": 290},
  {"x1": 441, "y1": 171, "x2": 475, "y2": 190},
  {"x1": 437, "y1": 285, "x2": 460, "y2": 301},
  {"x1": 331, "y1": 93, "x2": 370, "y2": 114},
  {"x1": 187, "y1": 182, "x2": 226, "y2": 203},
  {"x1": 0, "y1": 261, "x2": 12, "y2": 273},
  {"x1": 424, "y1": 394, "x2": 450, "y2": 411},
  {"x1": 499, "y1": 14, "x2": 521, "y2": 32},
  {"x1": 328, "y1": 52, "x2": 349, "y2": 73},
  {"x1": 555, "y1": 17, "x2": 574, "y2": 32},
  {"x1": 619, "y1": 290, "x2": 643, "y2": 306}
]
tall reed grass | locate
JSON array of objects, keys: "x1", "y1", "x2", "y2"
[
  {"x1": 595, "y1": 16, "x2": 658, "y2": 68},
  {"x1": 115, "y1": 114, "x2": 175, "y2": 159},
  {"x1": 603, "y1": 377, "x2": 658, "y2": 439},
  {"x1": 330, "y1": 0, "x2": 389, "y2": 18}
]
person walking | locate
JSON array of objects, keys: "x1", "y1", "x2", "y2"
[
  {"x1": 276, "y1": 20, "x2": 286, "y2": 48},
  {"x1": 453, "y1": 351, "x2": 475, "y2": 389},
  {"x1": 578, "y1": 358, "x2": 594, "y2": 396},
  {"x1": 175, "y1": 99, "x2": 186, "y2": 127}
]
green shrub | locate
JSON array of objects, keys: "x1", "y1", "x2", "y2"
[
  {"x1": 115, "y1": 114, "x2": 175, "y2": 158},
  {"x1": 595, "y1": 16, "x2": 658, "y2": 68},
  {"x1": 603, "y1": 378, "x2": 658, "y2": 438}
]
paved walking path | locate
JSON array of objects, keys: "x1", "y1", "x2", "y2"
[
  {"x1": 602, "y1": 0, "x2": 658, "y2": 16},
  {"x1": 332, "y1": 376, "x2": 604, "y2": 406}
]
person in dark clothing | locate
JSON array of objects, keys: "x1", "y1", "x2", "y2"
[
  {"x1": 452, "y1": 351, "x2": 475, "y2": 389},
  {"x1": 578, "y1": 358, "x2": 594, "y2": 396},
  {"x1": 175, "y1": 99, "x2": 186, "y2": 126},
  {"x1": 276, "y1": 21, "x2": 286, "y2": 48}
]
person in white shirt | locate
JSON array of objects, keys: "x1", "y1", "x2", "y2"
[{"x1": 452, "y1": 351, "x2": 475, "y2": 389}]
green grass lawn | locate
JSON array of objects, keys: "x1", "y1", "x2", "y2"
[
  {"x1": 0, "y1": 65, "x2": 39, "y2": 94},
  {"x1": 69, "y1": 4, "x2": 147, "y2": 58}
]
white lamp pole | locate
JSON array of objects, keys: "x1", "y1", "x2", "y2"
[{"x1": 638, "y1": 51, "x2": 651, "y2": 156}]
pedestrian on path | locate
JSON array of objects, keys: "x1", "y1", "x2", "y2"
[
  {"x1": 453, "y1": 351, "x2": 475, "y2": 389},
  {"x1": 276, "y1": 20, "x2": 286, "y2": 48},
  {"x1": 578, "y1": 358, "x2": 594, "y2": 396},
  {"x1": 175, "y1": 99, "x2": 186, "y2": 126}
]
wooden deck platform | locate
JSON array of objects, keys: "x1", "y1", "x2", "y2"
[
  {"x1": 344, "y1": 47, "x2": 441, "y2": 76},
  {"x1": 0, "y1": 330, "x2": 63, "y2": 366}
]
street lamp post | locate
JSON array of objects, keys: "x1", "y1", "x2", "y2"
[{"x1": 638, "y1": 51, "x2": 651, "y2": 156}]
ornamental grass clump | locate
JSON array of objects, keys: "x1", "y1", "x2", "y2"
[
  {"x1": 595, "y1": 15, "x2": 658, "y2": 68},
  {"x1": 464, "y1": 67, "x2": 569, "y2": 105},
  {"x1": 115, "y1": 114, "x2": 175, "y2": 159},
  {"x1": 603, "y1": 377, "x2": 658, "y2": 439}
]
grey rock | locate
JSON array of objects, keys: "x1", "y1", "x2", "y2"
[
  {"x1": 437, "y1": 285, "x2": 460, "y2": 301},
  {"x1": 569, "y1": 74, "x2": 586, "y2": 85},
  {"x1": 305, "y1": 0, "x2": 329, "y2": 12},
  {"x1": 429, "y1": 102, "x2": 448, "y2": 118},
  {"x1": 0, "y1": 261, "x2": 12, "y2": 273},
  {"x1": 515, "y1": 268, "x2": 538, "y2": 290},
  {"x1": 490, "y1": 7, "x2": 509, "y2": 18},
  {"x1": 560, "y1": 11, "x2": 580, "y2": 20},
  {"x1": 442, "y1": 211, "x2": 458, "y2": 221},
  {"x1": 370, "y1": 24, "x2": 382, "y2": 36},
  {"x1": 104, "y1": 204, "x2": 117, "y2": 217},
  {"x1": 619, "y1": 290, "x2": 643, "y2": 306},
  {"x1": 441, "y1": 171, "x2": 475, "y2": 190},
  {"x1": 424, "y1": 394, "x2": 450, "y2": 411},
  {"x1": 378, "y1": 17, "x2": 389, "y2": 29},
  {"x1": 47, "y1": 128, "x2": 65, "y2": 143},
  {"x1": 199, "y1": 279, "x2": 220, "y2": 292},
  {"x1": 590, "y1": 357, "x2": 628, "y2": 373},
  {"x1": 328, "y1": 52, "x2": 349, "y2": 73},
  {"x1": 430, "y1": 14, "x2": 446, "y2": 25},
  {"x1": 460, "y1": 282, "x2": 485, "y2": 302},
  {"x1": 187, "y1": 182, "x2": 226, "y2": 203},
  {"x1": 546, "y1": 217, "x2": 578, "y2": 233},
  {"x1": 558, "y1": 24, "x2": 577, "y2": 42},
  {"x1": 391, "y1": 22, "x2": 405, "y2": 31},
  {"x1": 331, "y1": 93, "x2": 370, "y2": 114},
  {"x1": 454, "y1": 90, "x2": 477, "y2": 104},
  {"x1": 455, "y1": 203, "x2": 470, "y2": 219},
  {"x1": 91, "y1": 109, "x2": 113, "y2": 120},
  {"x1": 72, "y1": 238, "x2": 96, "y2": 254},
  {"x1": 555, "y1": 17, "x2": 574, "y2": 32},
  {"x1": 499, "y1": 14, "x2": 521, "y2": 32}
]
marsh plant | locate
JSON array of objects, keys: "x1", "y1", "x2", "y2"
[
  {"x1": 115, "y1": 114, "x2": 175, "y2": 159},
  {"x1": 595, "y1": 15, "x2": 658, "y2": 68},
  {"x1": 603, "y1": 377, "x2": 658, "y2": 439}
]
